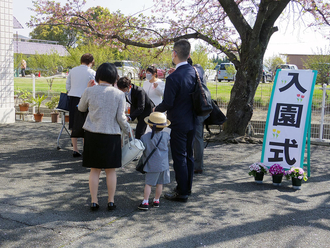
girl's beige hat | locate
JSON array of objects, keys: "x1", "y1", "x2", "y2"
[{"x1": 144, "y1": 112, "x2": 171, "y2": 128}]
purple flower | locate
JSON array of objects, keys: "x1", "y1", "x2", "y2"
[{"x1": 269, "y1": 163, "x2": 284, "y2": 175}]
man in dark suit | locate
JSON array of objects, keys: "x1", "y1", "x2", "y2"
[
  {"x1": 154, "y1": 39, "x2": 197, "y2": 202},
  {"x1": 117, "y1": 77, "x2": 155, "y2": 139}
]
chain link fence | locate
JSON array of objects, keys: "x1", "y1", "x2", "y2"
[
  {"x1": 212, "y1": 82, "x2": 330, "y2": 141},
  {"x1": 14, "y1": 76, "x2": 330, "y2": 141}
]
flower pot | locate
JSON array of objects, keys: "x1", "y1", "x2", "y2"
[
  {"x1": 19, "y1": 103, "x2": 29, "y2": 112},
  {"x1": 272, "y1": 174, "x2": 283, "y2": 186},
  {"x1": 292, "y1": 177, "x2": 302, "y2": 190},
  {"x1": 34, "y1": 113, "x2": 44, "y2": 122},
  {"x1": 254, "y1": 172, "x2": 264, "y2": 184},
  {"x1": 51, "y1": 113, "x2": 59, "y2": 123}
]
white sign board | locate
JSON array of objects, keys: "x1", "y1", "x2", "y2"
[{"x1": 261, "y1": 69, "x2": 317, "y2": 169}]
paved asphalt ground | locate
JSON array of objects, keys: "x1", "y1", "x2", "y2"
[{"x1": 1, "y1": 121, "x2": 330, "y2": 248}]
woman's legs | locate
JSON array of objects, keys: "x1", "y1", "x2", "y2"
[
  {"x1": 89, "y1": 168, "x2": 102, "y2": 203},
  {"x1": 105, "y1": 168, "x2": 117, "y2": 203}
]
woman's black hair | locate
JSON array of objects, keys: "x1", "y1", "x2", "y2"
[
  {"x1": 95, "y1": 63, "x2": 118, "y2": 85},
  {"x1": 146, "y1": 65, "x2": 158, "y2": 77}
]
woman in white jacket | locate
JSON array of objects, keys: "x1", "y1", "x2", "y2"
[
  {"x1": 142, "y1": 65, "x2": 165, "y2": 106},
  {"x1": 78, "y1": 63, "x2": 130, "y2": 211}
]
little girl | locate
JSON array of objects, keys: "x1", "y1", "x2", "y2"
[{"x1": 138, "y1": 112, "x2": 171, "y2": 210}]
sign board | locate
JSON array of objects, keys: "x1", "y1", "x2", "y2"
[{"x1": 261, "y1": 69, "x2": 317, "y2": 169}]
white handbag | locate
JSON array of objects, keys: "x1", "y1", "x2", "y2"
[{"x1": 121, "y1": 127, "x2": 145, "y2": 167}]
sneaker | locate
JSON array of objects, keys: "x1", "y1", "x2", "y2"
[
  {"x1": 138, "y1": 203, "x2": 149, "y2": 211},
  {"x1": 152, "y1": 201, "x2": 159, "y2": 208}
]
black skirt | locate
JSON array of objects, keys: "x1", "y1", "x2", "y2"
[
  {"x1": 83, "y1": 131, "x2": 122, "y2": 169},
  {"x1": 68, "y1": 96, "x2": 80, "y2": 130}
]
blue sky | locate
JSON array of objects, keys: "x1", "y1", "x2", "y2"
[{"x1": 13, "y1": 0, "x2": 329, "y2": 59}]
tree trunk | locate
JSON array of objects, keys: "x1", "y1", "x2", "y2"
[{"x1": 224, "y1": 41, "x2": 266, "y2": 136}]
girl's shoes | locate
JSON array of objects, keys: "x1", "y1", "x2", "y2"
[
  {"x1": 90, "y1": 203, "x2": 99, "y2": 211},
  {"x1": 108, "y1": 202, "x2": 116, "y2": 211}
]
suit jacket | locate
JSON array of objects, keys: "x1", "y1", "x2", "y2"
[
  {"x1": 128, "y1": 84, "x2": 155, "y2": 121},
  {"x1": 155, "y1": 63, "x2": 197, "y2": 131}
]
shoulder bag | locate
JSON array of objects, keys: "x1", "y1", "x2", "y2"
[
  {"x1": 136, "y1": 132, "x2": 163, "y2": 174},
  {"x1": 191, "y1": 66, "x2": 213, "y2": 116}
]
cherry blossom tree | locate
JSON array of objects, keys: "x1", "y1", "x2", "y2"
[{"x1": 29, "y1": 0, "x2": 330, "y2": 136}]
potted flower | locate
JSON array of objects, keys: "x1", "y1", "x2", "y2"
[
  {"x1": 30, "y1": 94, "x2": 47, "y2": 122},
  {"x1": 45, "y1": 95, "x2": 60, "y2": 123},
  {"x1": 285, "y1": 166, "x2": 308, "y2": 190},
  {"x1": 16, "y1": 89, "x2": 32, "y2": 111},
  {"x1": 249, "y1": 162, "x2": 268, "y2": 184},
  {"x1": 269, "y1": 164, "x2": 285, "y2": 186}
]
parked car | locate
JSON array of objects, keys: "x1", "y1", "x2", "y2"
[
  {"x1": 262, "y1": 65, "x2": 272, "y2": 83},
  {"x1": 114, "y1": 60, "x2": 140, "y2": 79},
  {"x1": 275, "y1": 64, "x2": 298, "y2": 70},
  {"x1": 217, "y1": 63, "x2": 236, "y2": 82},
  {"x1": 205, "y1": 66, "x2": 218, "y2": 81},
  {"x1": 138, "y1": 67, "x2": 167, "y2": 80}
]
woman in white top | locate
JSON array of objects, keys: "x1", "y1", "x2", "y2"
[
  {"x1": 142, "y1": 65, "x2": 165, "y2": 106},
  {"x1": 78, "y1": 63, "x2": 130, "y2": 211},
  {"x1": 66, "y1": 53, "x2": 96, "y2": 157}
]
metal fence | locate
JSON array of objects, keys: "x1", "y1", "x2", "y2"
[
  {"x1": 213, "y1": 82, "x2": 330, "y2": 142},
  {"x1": 14, "y1": 76, "x2": 330, "y2": 141}
]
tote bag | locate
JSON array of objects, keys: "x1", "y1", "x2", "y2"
[
  {"x1": 191, "y1": 67, "x2": 213, "y2": 116},
  {"x1": 122, "y1": 128, "x2": 145, "y2": 167}
]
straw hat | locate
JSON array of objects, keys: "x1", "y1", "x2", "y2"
[{"x1": 144, "y1": 112, "x2": 171, "y2": 128}]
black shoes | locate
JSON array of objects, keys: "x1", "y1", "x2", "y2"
[
  {"x1": 90, "y1": 203, "x2": 99, "y2": 211},
  {"x1": 173, "y1": 187, "x2": 191, "y2": 196},
  {"x1": 194, "y1": 169, "x2": 203, "y2": 174},
  {"x1": 164, "y1": 192, "x2": 188, "y2": 202},
  {"x1": 73, "y1": 151, "x2": 82, "y2": 157},
  {"x1": 152, "y1": 201, "x2": 159, "y2": 208},
  {"x1": 108, "y1": 202, "x2": 116, "y2": 211},
  {"x1": 90, "y1": 202, "x2": 116, "y2": 211},
  {"x1": 138, "y1": 203, "x2": 149, "y2": 211}
]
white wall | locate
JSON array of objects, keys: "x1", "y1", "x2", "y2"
[{"x1": 0, "y1": 0, "x2": 15, "y2": 124}]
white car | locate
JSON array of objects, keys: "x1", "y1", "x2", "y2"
[
  {"x1": 114, "y1": 61, "x2": 140, "y2": 79},
  {"x1": 217, "y1": 63, "x2": 236, "y2": 82},
  {"x1": 205, "y1": 69, "x2": 217, "y2": 81},
  {"x1": 276, "y1": 64, "x2": 298, "y2": 70}
]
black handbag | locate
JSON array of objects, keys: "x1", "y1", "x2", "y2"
[
  {"x1": 57, "y1": 92, "x2": 70, "y2": 111},
  {"x1": 204, "y1": 99, "x2": 227, "y2": 134},
  {"x1": 136, "y1": 133, "x2": 163, "y2": 174},
  {"x1": 71, "y1": 106, "x2": 88, "y2": 138},
  {"x1": 191, "y1": 66, "x2": 213, "y2": 116},
  {"x1": 204, "y1": 100, "x2": 227, "y2": 126}
]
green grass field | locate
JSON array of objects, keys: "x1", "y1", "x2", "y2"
[{"x1": 14, "y1": 77, "x2": 329, "y2": 107}]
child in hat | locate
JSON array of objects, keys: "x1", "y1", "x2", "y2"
[{"x1": 138, "y1": 112, "x2": 171, "y2": 210}]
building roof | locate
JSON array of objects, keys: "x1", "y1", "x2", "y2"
[
  {"x1": 13, "y1": 41, "x2": 68, "y2": 56},
  {"x1": 13, "y1": 16, "x2": 24, "y2": 29}
]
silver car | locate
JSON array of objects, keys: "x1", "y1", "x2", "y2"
[{"x1": 114, "y1": 61, "x2": 140, "y2": 80}]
